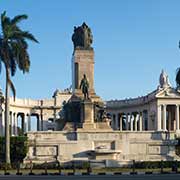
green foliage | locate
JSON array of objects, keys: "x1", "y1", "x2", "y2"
[
  {"x1": 134, "y1": 161, "x2": 180, "y2": 169},
  {"x1": 0, "y1": 136, "x2": 28, "y2": 163},
  {"x1": 176, "y1": 68, "x2": 180, "y2": 87},
  {"x1": 0, "y1": 11, "x2": 39, "y2": 98}
]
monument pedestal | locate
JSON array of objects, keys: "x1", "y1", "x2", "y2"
[
  {"x1": 70, "y1": 24, "x2": 111, "y2": 131},
  {"x1": 81, "y1": 100, "x2": 96, "y2": 130},
  {"x1": 72, "y1": 49, "x2": 95, "y2": 94}
]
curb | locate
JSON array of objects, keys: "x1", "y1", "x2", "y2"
[{"x1": 0, "y1": 171, "x2": 180, "y2": 176}]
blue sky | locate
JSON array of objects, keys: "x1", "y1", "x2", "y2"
[{"x1": 0, "y1": 0, "x2": 180, "y2": 101}]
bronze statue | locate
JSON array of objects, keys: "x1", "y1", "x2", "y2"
[
  {"x1": 72, "y1": 22, "x2": 93, "y2": 49},
  {"x1": 80, "y1": 74, "x2": 89, "y2": 100}
]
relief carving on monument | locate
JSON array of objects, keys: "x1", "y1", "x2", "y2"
[{"x1": 35, "y1": 146, "x2": 57, "y2": 156}]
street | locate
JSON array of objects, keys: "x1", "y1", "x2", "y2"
[{"x1": 0, "y1": 174, "x2": 180, "y2": 180}]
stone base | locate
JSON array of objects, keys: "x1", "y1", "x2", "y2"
[
  {"x1": 83, "y1": 123, "x2": 96, "y2": 129},
  {"x1": 80, "y1": 122, "x2": 112, "y2": 130},
  {"x1": 96, "y1": 122, "x2": 111, "y2": 130},
  {"x1": 25, "y1": 131, "x2": 180, "y2": 167}
]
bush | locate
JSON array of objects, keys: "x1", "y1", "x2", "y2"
[
  {"x1": 134, "y1": 161, "x2": 180, "y2": 169},
  {"x1": 0, "y1": 136, "x2": 28, "y2": 163}
]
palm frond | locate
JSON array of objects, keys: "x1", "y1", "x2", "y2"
[
  {"x1": 10, "y1": 57, "x2": 17, "y2": 76},
  {"x1": 0, "y1": 61, "x2": 2, "y2": 74},
  {"x1": 18, "y1": 49, "x2": 30, "y2": 73},
  {"x1": 15, "y1": 31, "x2": 39, "y2": 43},
  {"x1": 11, "y1": 14, "x2": 28, "y2": 24},
  {"x1": 1, "y1": 11, "x2": 38, "y2": 79},
  {"x1": 176, "y1": 68, "x2": 180, "y2": 87},
  {"x1": 1, "y1": 11, "x2": 6, "y2": 25},
  {"x1": 1, "y1": 12, "x2": 11, "y2": 37}
]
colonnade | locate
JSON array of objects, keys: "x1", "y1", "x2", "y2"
[
  {"x1": 0, "y1": 110, "x2": 41, "y2": 136},
  {"x1": 157, "y1": 104, "x2": 180, "y2": 131},
  {"x1": 111, "y1": 104, "x2": 180, "y2": 132},
  {"x1": 111, "y1": 111, "x2": 145, "y2": 131}
]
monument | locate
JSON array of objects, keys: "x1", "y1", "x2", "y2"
[
  {"x1": 6, "y1": 23, "x2": 179, "y2": 166},
  {"x1": 72, "y1": 22, "x2": 97, "y2": 99},
  {"x1": 61, "y1": 22, "x2": 111, "y2": 130}
]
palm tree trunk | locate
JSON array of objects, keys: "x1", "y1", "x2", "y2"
[{"x1": 5, "y1": 67, "x2": 10, "y2": 164}]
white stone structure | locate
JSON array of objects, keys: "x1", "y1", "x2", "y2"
[
  {"x1": 106, "y1": 70, "x2": 180, "y2": 134},
  {"x1": 1, "y1": 68, "x2": 180, "y2": 166},
  {"x1": 22, "y1": 70, "x2": 180, "y2": 166},
  {"x1": 0, "y1": 66, "x2": 180, "y2": 166},
  {"x1": 0, "y1": 89, "x2": 71, "y2": 136},
  {"x1": 0, "y1": 21, "x2": 180, "y2": 166},
  {"x1": 25, "y1": 130, "x2": 178, "y2": 166}
]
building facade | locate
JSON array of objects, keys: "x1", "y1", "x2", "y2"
[
  {"x1": 0, "y1": 69, "x2": 180, "y2": 166},
  {"x1": 0, "y1": 89, "x2": 71, "y2": 136},
  {"x1": 107, "y1": 70, "x2": 180, "y2": 134}
]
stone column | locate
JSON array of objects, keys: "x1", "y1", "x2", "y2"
[
  {"x1": 37, "y1": 115, "x2": 40, "y2": 131},
  {"x1": 41, "y1": 117, "x2": 43, "y2": 131},
  {"x1": 157, "y1": 105, "x2": 162, "y2": 131},
  {"x1": 111, "y1": 114, "x2": 115, "y2": 130},
  {"x1": 115, "y1": 114, "x2": 119, "y2": 130},
  {"x1": 119, "y1": 114, "x2": 123, "y2": 131},
  {"x1": 27, "y1": 114, "x2": 31, "y2": 131},
  {"x1": 126, "y1": 113, "x2": 129, "y2": 130},
  {"x1": 134, "y1": 114, "x2": 137, "y2": 131},
  {"x1": 22, "y1": 113, "x2": 27, "y2": 133},
  {"x1": 25, "y1": 114, "x2": 30, "y2": 132},
  {"x1": 168, "y1": 110, "x2": 171, "y2": 131},
  {"x1": 13, "y1": 113, "x2": 17, "y2": 136},
  {"x1": 176, "y1": 105, "x2": 179, "y2": 131},
  {"x1": 163, "y1": 105, "x2": 167, "y2": 131},
  {"x1": 139, "y1": 112, "x2": 143, "y2": 131},
  {"x1": 130, "y1": 114, "x2": 133, "y2": 131}
]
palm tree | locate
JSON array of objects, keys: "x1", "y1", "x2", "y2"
[
  {"x1": 0, "y1": 11, "x2": 38, "y2": 165},
  {"x1": 176, "y1": 68, "x2": 180, "y2": 88}
]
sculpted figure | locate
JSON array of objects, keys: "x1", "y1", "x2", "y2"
[
  {"x1": 80, "y1": 74, "x2": 89, "y2": 100},
  {"x1": 72, "y1": 22, "x2": 93, "y2": 49}
]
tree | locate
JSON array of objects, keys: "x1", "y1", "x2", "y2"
[
  {"x1": 0, "y1": 11, "x2": 38, "y2": 165},
  {"x1": 176, "y1": 68, "x2": 180, "y2": 88}
]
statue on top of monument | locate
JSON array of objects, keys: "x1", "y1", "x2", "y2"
[
  {"x1": 80, "y1": 74, "x2": 89, "y2": 100},
  {"x1": 72, "y1": 22, "x2": 93, "y2": 49}
]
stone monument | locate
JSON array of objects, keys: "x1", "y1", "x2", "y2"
[
  {"x1": 71, "y1": 22, "x2": 101, "y2": 101},
  {"x1": 61, "y1": 22, "x2": 111, "y2": 130}
]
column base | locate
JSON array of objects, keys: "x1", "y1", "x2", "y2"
[
  {"x1": 175, "y1": 130, "x2": 180, "y2": 138},
  {"x1": 156, "y1": 129, "x2": 164, "y2": 132}
]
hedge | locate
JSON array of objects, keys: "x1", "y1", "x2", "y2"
[{"x1": 0, "y1": 136, "x2": 28, "y2": 163}]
